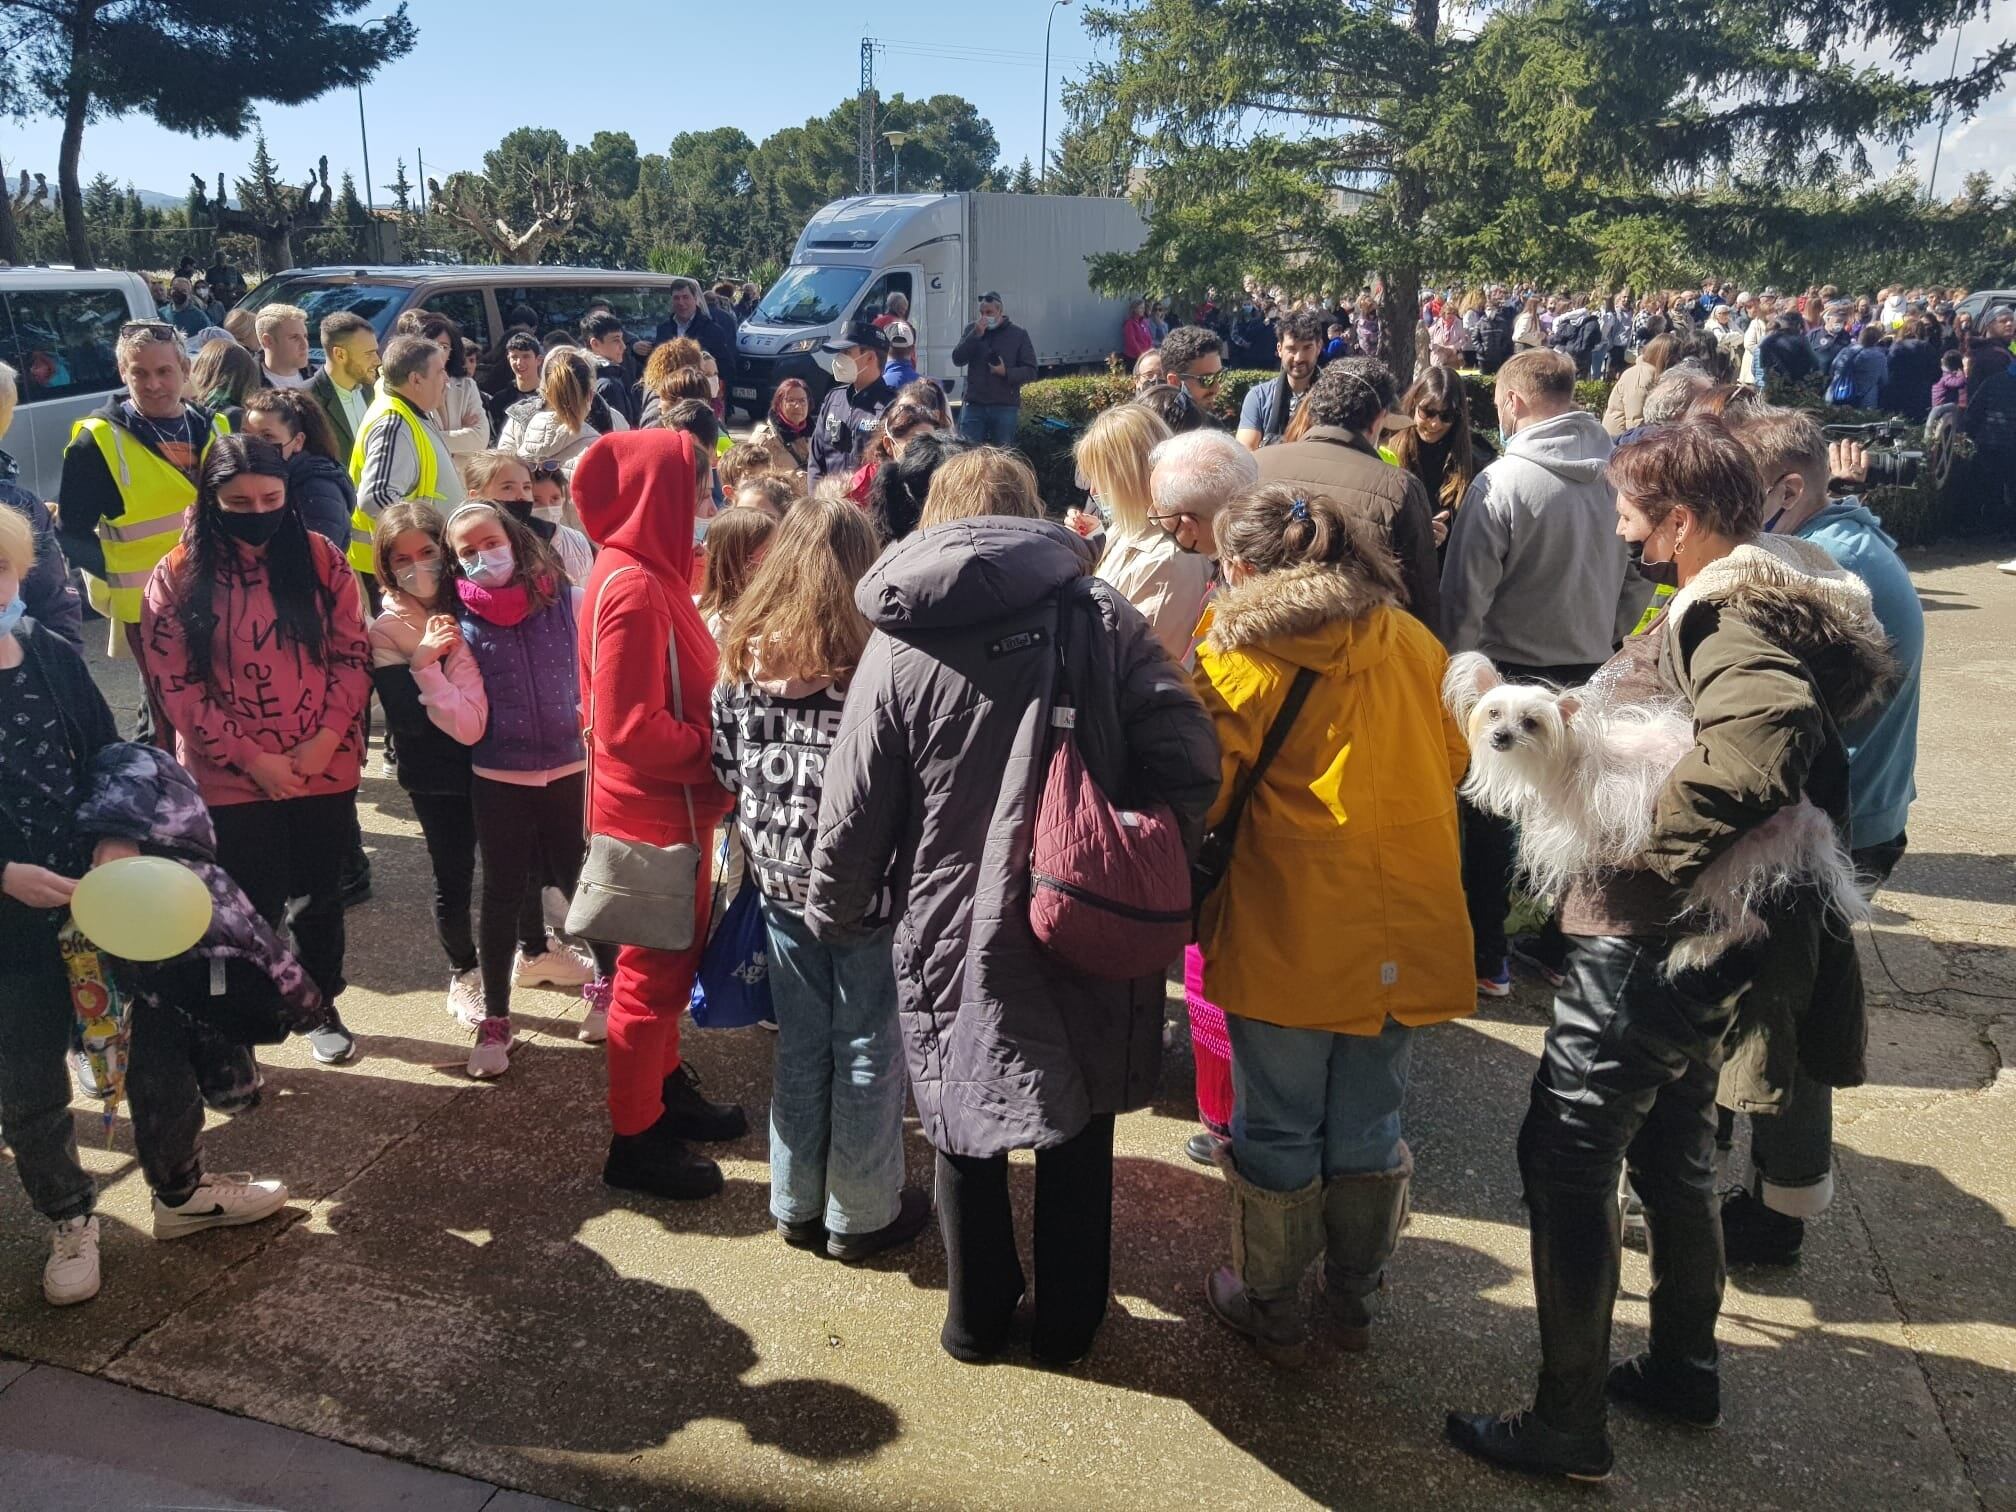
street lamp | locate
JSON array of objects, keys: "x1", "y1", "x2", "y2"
[
  {"x1": 355, "y1": 15, "x2": 395, "y2": 261},
  {"x1": 884, "y1": 131, "x2": 911, "y2": 195},
  {"x1": 1041, "y1": 0, "x2": 1073, "y2": 190}
]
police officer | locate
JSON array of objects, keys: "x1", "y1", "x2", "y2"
[{"x1": 808, "y1": 320, "x2": 895, "y2": 491}]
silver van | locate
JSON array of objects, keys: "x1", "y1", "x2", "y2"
[
  {"x1": 0, "y1": 267, "x2": 161, "y2": 503},
  {"x1": 238, "y1": 265, "x2": 693, "y2": 366}
]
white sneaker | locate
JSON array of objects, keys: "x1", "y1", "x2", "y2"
[
  {"x1": 467, "y1": 1017, "x2": 513, "y2": 1078},
  {"x1": 578, "y1": 978, "x2": 610, "y2": 1044},
  {"x1": 44, "y1": 1215, "x2": 101, "y2": 1306},
  {"x1": 69, "y1": 1050, "x2": 111, "y2": 1100},
  {"x1": 153, "y1": 1174, "x2": 289, "y2": 1240},
  {"x1": 514, "y1": 940, "x2": 594, "y2": 988},
  {"x1": 445, "y1": 968, "x2": 486, "y2": 1030}
]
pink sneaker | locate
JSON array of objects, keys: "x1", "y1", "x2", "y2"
[{"x1": 467, "y1": 1017, "x2": 512, "y2": 1079}]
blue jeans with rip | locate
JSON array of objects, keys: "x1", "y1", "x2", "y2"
[
  {"x1": 761, "y1": 899, "x2": 906, "y2": 1236},
  {"x1": 1226, "y1": 1013, "x2": 1414, "y2": 1192},
  {"x1": 958, "y1": 403, "x2": 1021, "y2": 446}
]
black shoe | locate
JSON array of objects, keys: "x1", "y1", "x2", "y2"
[
  {"x1": 1720, "y1": 1188, "x2": 1804, "y2": 1266},
  {"x1": 778, "y1": 1216, "x2": 829, "y2": 1253},
  {"x1": 1186, "y1": 1128, "x2": 1229, "y2": 1166},
  {"x1": 660, "y1": 1061, "x2": 749, "y2": 1143},
  {"x1": 339, "y1": 858, "x2": 373, "y2": 910},
  {"x1": 828, "y1": 1187, "x2": 931, "y2": 1264},
  {"x1": 1607, "y1": 1352, "x2": 1722, "y2": 1428},
  {"x1": 1508, "y1": 933, "x2": 1568, "y2": 987},
  {"x1": 1445, "y1": 1408, "x2": 1613, "y2": 1482},
  {"x1": 603, "y1": 1117, "x2": 725, "y2": 1201}
]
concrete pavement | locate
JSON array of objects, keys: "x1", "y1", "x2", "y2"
[{"x1": 1, "y1": 545, "x2": 2010, "y2": 1510}]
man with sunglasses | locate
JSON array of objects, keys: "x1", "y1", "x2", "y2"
[
  {"x1": 54, "y1": 322, "x2": 231, "y2": 742},
  {"x1": 1158, "y1": 326, "x2": 1227, "y2": 420},
  {"x1": 1236, "y1": 311, "x2": 1326, "y2": 450}
]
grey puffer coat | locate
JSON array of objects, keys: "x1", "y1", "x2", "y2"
[{"x1": 807, "y1": 516, "x2": 1219, "y2": 1159}]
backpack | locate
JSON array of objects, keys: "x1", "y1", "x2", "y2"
[
  {"x1": 1027, "y1": 593, "x2": 1191, "y2": 980},
  {"x1": 1826, "y1": 351, "x2": 1858, "y2": 405}
]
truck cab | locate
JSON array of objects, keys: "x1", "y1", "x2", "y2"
[{"x1": 732, "y1": 195, "x2": 964, "y2": 416}]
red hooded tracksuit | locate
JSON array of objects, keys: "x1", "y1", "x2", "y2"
[{"x1": 572, "y1": 430, "x2": 733, "y2": 1136}]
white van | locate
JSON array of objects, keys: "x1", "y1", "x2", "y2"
[{"x1": 0, "y1": 267, "x2": 160, "y2": 503}]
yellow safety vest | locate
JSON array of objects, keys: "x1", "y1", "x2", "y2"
[
  {"x1": 1631, "y1": 581, "x2": 1676, "y2": 637},
  {"x1": 347, "y1": 390, "x2": 450, "y2": 573},
  {"x1": 73, "y1": 411, "x2": 230, "y2": 624}
]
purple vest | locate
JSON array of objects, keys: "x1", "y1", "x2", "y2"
[{"x1": 461, "y1": 593, "x2": 585, "y2": 772}]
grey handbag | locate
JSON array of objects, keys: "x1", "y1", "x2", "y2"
[{"x1": 564, "y1": 565, "x2": 704, "y2": 952}]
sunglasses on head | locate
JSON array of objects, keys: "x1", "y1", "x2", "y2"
[
  {"x1": 529, "y1": 460, "x2": 564, "y2": 479},
  {"x1": 120, "y1": 320, "x2": 176, "y2": 340}
]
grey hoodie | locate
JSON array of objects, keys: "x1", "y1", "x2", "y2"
[{"x1": 1438, "y1": 408, "x2": 1633, "y2": 669}]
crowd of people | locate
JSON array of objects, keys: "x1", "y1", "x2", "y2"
[{"x1": 0, "y1": 257, "x2": 1950, "y2": 1488}]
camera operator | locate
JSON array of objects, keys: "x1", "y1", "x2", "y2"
[
  {"x1": 1721, "y1": 405, "x2": 1924, "y2": 1266},
  {"x1": 1959, "y1": 319, "x2": 2016, "y2": 544}
]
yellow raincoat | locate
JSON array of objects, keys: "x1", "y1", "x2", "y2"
[{"x1": 1192, "y1": 562, "x2": 1475, "y2": 1034}]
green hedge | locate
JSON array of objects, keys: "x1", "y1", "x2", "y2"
[{"x1": 1016, "y1": 370, "x2": 1278, "y2": 510}]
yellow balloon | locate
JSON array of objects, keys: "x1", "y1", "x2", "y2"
[{"x1": 70, "y1": 856, "x2": 214, "y2": 962}]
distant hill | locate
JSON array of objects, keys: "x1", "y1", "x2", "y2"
[{"x1": 12, "y1": 176, "x2": 215, "y2": 211}]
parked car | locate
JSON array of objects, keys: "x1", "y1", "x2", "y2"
[
  {"x1": 236, "y1": 265, "x2": 693, "y2": 368},
  {"x1": 0, "y1": 267, "x2": 161, "y2": 503},
  {"x1": 1953, "y1": 288, "x2": 2016, "y2": 325}
]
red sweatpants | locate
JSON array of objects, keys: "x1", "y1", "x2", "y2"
[{"x1": 606, "y1": 869, "x2": 712, "y2": 1137}]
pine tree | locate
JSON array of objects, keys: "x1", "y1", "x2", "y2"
[
  {"x1": 234, "y1": 132, "x2": 289, "y2": 220},
  {"x1": 1010, "y1": 157, "x2": 1037, "y2": 195},
  {"x1": 385, "y1": 158, "x2": 414, "y2": 219}
]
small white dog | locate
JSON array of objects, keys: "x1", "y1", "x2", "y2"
[{"x1": 1443, "y1": 652, "x2": 1867, "y2": 973}]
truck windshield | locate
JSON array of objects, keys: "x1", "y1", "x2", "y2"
[
  {"x1": 754, "y1": 266, "x2": 867, "y2": 328},
  {"x1": 240, "y1": 278, "x2": 411, "y2": 340}
]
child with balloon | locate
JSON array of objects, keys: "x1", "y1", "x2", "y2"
[
  {"x1": 0, "y1": 505, "x2": 289, "y2": 1309},
  {"x1": 140, "y1": 436, "x2": 372, "y2": 1067}
]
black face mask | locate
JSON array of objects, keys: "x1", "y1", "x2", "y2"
[
  {"x1": 1625, "y1": 536, "x2": 1679, "y2": 589},
  {"x1": 217, "y1": 509, "x2": 288, "y2": 548}
]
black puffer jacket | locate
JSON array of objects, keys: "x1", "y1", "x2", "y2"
[{"x1": 807, "y1": 517, "x2": 1219, "y2": 1159}]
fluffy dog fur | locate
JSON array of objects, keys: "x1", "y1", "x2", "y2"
[{"x1": 1443, "y1": 651, "x2": 1868, "y2": 973}]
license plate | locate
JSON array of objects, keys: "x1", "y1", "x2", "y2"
[{"x1": 732, "y1": 386, "x2": 757, "y2": 400}]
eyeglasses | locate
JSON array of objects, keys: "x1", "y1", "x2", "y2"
[{"x1": 529, "y1": 460, "x2": 564, "y2": 479}]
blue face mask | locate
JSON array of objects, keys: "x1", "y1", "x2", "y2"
[
  {"x1": 0, "y1": 595, "x2": 22, "y2": 637},
  {"x1": 458, "y1": 545, "x2": 515, "y2": 586}
]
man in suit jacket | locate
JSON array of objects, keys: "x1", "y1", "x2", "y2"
[{"x1": 308, "y1": 311, "x2": 381, "y2": 460}]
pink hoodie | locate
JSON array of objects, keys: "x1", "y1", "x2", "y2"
[
  {"x1": 368, "y1": 588, "x2": 487, "y2": 744},
  {"x1": 141, "y1": 532, "x2": 371, "y2": 808}
]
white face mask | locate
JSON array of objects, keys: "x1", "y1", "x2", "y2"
[
  {"x1": 830, "y1": 355, "x2": 859, "y2": 386},
  {"x1": 706, "y1": 374, "x2": 721, "y2": 397},
  {"x1": 531, "y1": 503, "x2": 564, "y2": 525}
]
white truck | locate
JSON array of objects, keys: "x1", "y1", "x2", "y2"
[{"x1": 730, "y1": 192, "x2": 1149, "y2": 414}]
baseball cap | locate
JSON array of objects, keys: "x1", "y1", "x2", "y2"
[
  {"x1": 822, "y1": 319, "x2": 889, "y2": 355},
  {"x1": 885, "y1": 319, "x2": 916, "y2": 349}
]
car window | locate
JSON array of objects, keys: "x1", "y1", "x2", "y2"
[
  {"x1": 242, "y1": 279, "x2": 412, "y2": 346},
  {"x1": 0, "y1": 289, "x2": 128, "y2": 403},
  {"x1": 417, "y1": 288, "x2": 492, "y2": 354},
  {"x1": 854, "y1": 271, "x2": 913, "y2": 325},
  {"x1": 495, "y1": 284, "x2": 669, "y2": 345}
]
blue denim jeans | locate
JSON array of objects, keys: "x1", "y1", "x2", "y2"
[
  {"x1": 761, "y1": 899, "x2": 906, "y2": 1235},
  {"x1": 958, "y1": 402, "x2": 1021, "y2": 446},
  {"x1": 1226, "y1": 1014, "x2": 1414, "y2": 1192}
]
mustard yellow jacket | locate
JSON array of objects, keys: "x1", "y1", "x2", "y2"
[{"x1": 1193, "y1": 562, "x2": 1476, "y2": 1034}]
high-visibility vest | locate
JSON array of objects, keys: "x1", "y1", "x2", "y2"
[
  {"x1": 347, "y1": 390, "x2": 450, "y2": 574},
  {"x1": 1631, "y1": 581, "x2": 1676, "y2": 637},
  {"x1": 72, "y1": 410, "x2": 230, "y2": 624}
]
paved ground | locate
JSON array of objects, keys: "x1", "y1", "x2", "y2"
[{"x1": 2, "y1": 545, "x2": 2011, "y2": 1512}]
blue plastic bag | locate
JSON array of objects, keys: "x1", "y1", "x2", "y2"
[{"x1": 689, "y1": 843, "x2": 772, "y2": 1029}]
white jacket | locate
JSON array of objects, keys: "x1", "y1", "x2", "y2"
[
  {"x1": 429, "y1": 376, "x2": 492, "y2": 457},
  {"x1": 502, "y1": 406, "x2": 630, "y2": 480}
]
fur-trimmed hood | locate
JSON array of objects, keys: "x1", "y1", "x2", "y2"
[
  {"x1": 1203, "y1": 561, "x2": 1399, "y2": 668},
  {"x1": 1668, "y1": 533, "x2": 1897, "y2": 727}
]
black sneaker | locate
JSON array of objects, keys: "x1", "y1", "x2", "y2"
[
  {"x1": 306, "y1": 1015, "x2": 358, "y2": 1065},
  {"x1": 1721, "y1": 1188, "x2": 1804, "y2": 1266},
  {"x1": 1607, "y1": 1352, "x2": 1722, "y2": 1428},
  {"x1": 778, "y1": 1216, "x2": 829, "y2": 1253},
  {"x1": 604, "y1": 1117, "x2": 724, "y2": 1201},
  {"x1": 660, "y1": 1061, "x2": 749, "y2": 1143},
  {"x1": 1186, "y1": 1128, "x2": 1229, "y2": 1166},
  {"x1": 1508, "y1": 933, "x2": 1568, "y2": 988},
  {"x1": 828, "y1": 1187, "x2": 932, "y2": 1264},
  {"x1": 1445, "y1": 1408, "x2": 1613, "y2": 1482}
]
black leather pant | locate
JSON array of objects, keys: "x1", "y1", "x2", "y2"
[{"x1": 1518, "y1": 935, "x2": 1745, "y2": 1433}]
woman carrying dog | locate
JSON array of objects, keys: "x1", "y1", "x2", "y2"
[
  {"x1": 1448, "y1": 417, "x2": 1891, "y2": 1482},
  {"x1": 1192, "y1": 483, "x2": 1473, "y2": 1369}
]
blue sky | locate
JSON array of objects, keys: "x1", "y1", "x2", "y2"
[{"x1": 3, "y1": 1, "x2": 2010, "y2": 206}]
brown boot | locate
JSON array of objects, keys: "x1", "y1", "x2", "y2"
[
  {"x1": 1205, "y1": 1148, "x2": 1323, "y2": 1369},
  {"x1": 1319, "y1": 1142, "x2": 1413, "y2": 1351}
]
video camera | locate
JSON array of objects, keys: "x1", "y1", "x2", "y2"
[{"x1": 1822, "y1": 419, "x2": 1926, "y2": 492}]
